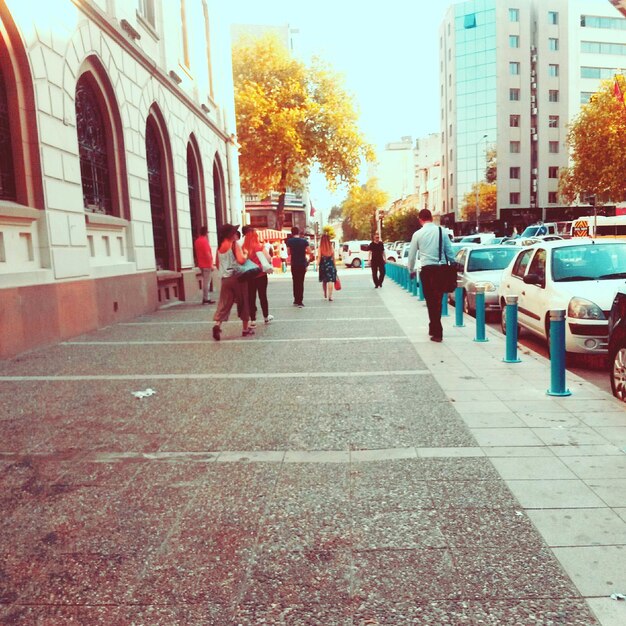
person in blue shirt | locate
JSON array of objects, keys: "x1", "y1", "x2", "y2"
[
  {"x1": 285, "y1": 227, "x2": 311, "y2": 307},
  {"x1": 407, "y1": 209, "x2": 455, "y2": 342}
]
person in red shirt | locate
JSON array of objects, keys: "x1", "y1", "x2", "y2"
[{"x1": 194, "y1": 226, "x2": 215, "y2": 304}]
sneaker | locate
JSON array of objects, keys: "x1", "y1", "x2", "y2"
[
  {"x1": 430, "y1": 335, "x2": 443, "y2": 343},
  {"x1": 242, "y1": 328, "x2": 255, "y2": 336},
  {"x1": 297, "y1": 303, "x2": 305, "y2": 308},
  {"x1": 264, "y1": 315, "x2": 274, "y2": 324},
  {"x1": 249, "y1": 321, "x2": 257, "y2": 329},
  {"x1": 212, "y1": 325, "x2": 221, "y2": 341},
  {"x1": 202, "y1": 299, "x2": 216, "y2": 305}
]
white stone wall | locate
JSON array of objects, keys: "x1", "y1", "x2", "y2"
[{"x1": 1, "y1": 0, "x2": 238, "y2": 286}]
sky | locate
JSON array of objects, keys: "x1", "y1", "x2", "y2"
[{"x1": 225, "y1": 1, "x2": 452, "y2": 216}]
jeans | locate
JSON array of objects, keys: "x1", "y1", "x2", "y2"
[
  {"x1": 420, "y1": 264, "x2": 445, "y2": 339},
  {"x1": 200, "y1": 267, "x2": 213, "y2": 301},
  {"x1": 371, "y1": 261, "x2": 385, "y2": 287},
  {"x1": 291, "y1": 265, "x2": 307, "y2": 305},
  {"x1": 248, "y1": 273, "x2": 269, "y2": 320}
]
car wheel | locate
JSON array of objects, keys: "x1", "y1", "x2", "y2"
[
  {"x1": 610, "y1": 346, "x2": 626, "y2": 401},
  {"x1": 351, "y1": 258, "x2": 361, "y2": 268},
  {"x1": 463, "y1": 291, "x2": 474, "y2": 316},
  {"x1": 500, "y1": 299, "x2": 523, "y2": 337}
]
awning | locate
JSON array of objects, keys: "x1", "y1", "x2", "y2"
[{"x1": 256, "y1": 228, "x2": 288, "y2": 242}]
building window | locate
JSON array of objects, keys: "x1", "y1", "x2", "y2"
[
  {"x1": 510, "y1": 167, "x2": 520, "y2": 179},
  {"x1": 581, "y1": 15, "x2": 626, "y2": 30},
  {"x1": 581, "y1": 66, "x2": 614, "y2": 79},
  {"x1": 549, "y1": 141, "x2": 559, "y2": 153},
  {"x1": 250, "y1": 215, "x2": 268, "y2": 228},
  {"x1": 0, "y1": 66, "x2": 16, "y2": 201},
  {"x1": 548, "y1": 191, "x2": 558, "y2": 203},
  {"x1": 549, "y1": 38, "x2": 559, "y2": 51},
  {"x1": 549, "y1": 89, "x2": 559, "y2": 102},
  {"x1": 138, "y1": 0, "x2": 156, "y2": 28},
  {"x1": 548, "y1": 63, "x2": 559, "y2": 77},
  {"x1": 76, "y1": 76, "x2": 112, "y2": 214},
  {"x1": 510, "y1": 88, "x2": 520, "y2": 101},
  {"x1": 202, "y1": 0, "x2": 214, "y2": 99},
  {"x1": 510, "y1": 62, "x2": 520, "y2": 75},
  {"x1": 450, "y1": 173, "x2": 454, "y2": 185},
  {"x1": 580, "y1": 91, "x2": 593, "y2": 103},
  {"x1": 581, "y1": 41, "x2": 626, "y2": 55},
  {"x1": 549, "y1": 115, "x2": 559, "y2": 128},
  {"x1": 548, "y1": 11, "x2": 558, "y2": 25},
  {"x1": 180, "y1": 0, "x2": 190, "y2": 69},
  {"x1": 510, "y1": 192, "x2": 521, "y2": 204},
  {"x1": 187, "y1": 140, "x2": 205, "y2": 239},
  {"x1": 510, "y1": 141, "x2": 521, "y2": 153},
  {"x1": 464, "y1": 13, "x2": 476, "y2": 29},
  {"x1": 549, "y1": 166, "x2": 559, "y2": 178},
  {"x1": 510, "y1": 35, "x2": 520, "y2": 48},
  {"x1": 509, "y1": 8, "x2": 519, "y2": 22},
  {"x1": 510, "y1": 114, "x2": 520, "y2": 127},
  {"x1": 283, "y1": 212, "x2": 294, "y2": 227}
]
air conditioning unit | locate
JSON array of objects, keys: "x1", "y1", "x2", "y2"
[
  {"x1": 532, "y1": 54, "x2": 538, "y2": 62},
  {"x1": 531, "y1": 107, "x2": 538, "y2": 115},
  {"x1": 531, "y1": 82, "x2": 537, "y2": 89},
  {"x1": 532, "y1": 168, "x2": 538, "y2": 175},
  {"x1": 532, "y1": 181, "x2": 538, "y2": 190},
  {"x1": 532, "y1": 135, "x2": 538, "y2": 141},
  {"x1": 531, "y1": 95, "x2": 536, "y2": 103}
]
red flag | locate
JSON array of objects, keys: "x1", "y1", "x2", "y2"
[
  {"x1": 614, "y1": 78, "x2": 624, "y2": 104},
  {"x1": 309, "y1": 202, "x2": 316, "y2": 217}
]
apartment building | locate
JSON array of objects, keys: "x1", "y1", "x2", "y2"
[
  {"x1": 441, "y1": 0, "x2": 626, "y2": 232},
  {"x1": 0, "y1": 0, "x2": 240, "y2": 358}
]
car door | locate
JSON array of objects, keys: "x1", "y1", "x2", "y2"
[
  {"x1": 503, "y1": 248, "x2": 535, "y2": 330},
  {"x1": 520, "y1": 248, "x2": 549, "y2": 336}
]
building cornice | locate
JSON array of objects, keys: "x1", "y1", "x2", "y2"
[
  {"x1": 609, "y1": 0, "x2": 626, "y2": 18},
  {"x1": 71, "y1": 0, "x2": 230, "y2": 143}
]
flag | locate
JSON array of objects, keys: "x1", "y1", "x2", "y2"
[
  {"x1": 309, "y1": 201, "x2": 316, "y2": 218},
  {"x1": 614, "y1": 77, "x2": 624, "y2": 104}
]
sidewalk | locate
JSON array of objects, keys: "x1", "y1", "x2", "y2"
[{"x1": 0, "y1": 269, "x2": 624, "y2": 625}]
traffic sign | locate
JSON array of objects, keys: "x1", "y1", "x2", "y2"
[{"x1": 572, "y1": 220, "x2": 588, "y2": 237}]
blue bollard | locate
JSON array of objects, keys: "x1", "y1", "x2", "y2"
[
  {"x1": 503, "y1": 295, "x2": 521, "y2": 363},
  {"x1": 411, "y1": 274, "x2": 418, "y2": 296},
  {"x1": 454, "y1": 281, "x2": 464, "y2": 327},
  {"x1": 441, "y1": 293, "x2": 449, "y2": 317},
  {"x1": 418, "y1": 275, "x2": 425, "y2": 301},
  {"x1": 547, "y1": 309, "x2": 572, "y2": 397},
  {"x1": 474, "y1": 286, "x2": 489, "y2": 342}
]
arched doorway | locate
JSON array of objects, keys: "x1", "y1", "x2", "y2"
[
  {"x1": 145, "y1": 108, "x2": 178, "y2": 272},
  {"x1": 213, "y1": 155, "x2": 226, "y2": 229},
  {"x1": 187, "y1": 137, "x2": 205, "y2": 239}
]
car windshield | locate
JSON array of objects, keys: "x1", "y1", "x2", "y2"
[
  {"x1": 467, "y1": 248, "x2": 518, "y2": 272},
  {"x1": 552, "y1": 243, "x2": 626, "y2": 282}
]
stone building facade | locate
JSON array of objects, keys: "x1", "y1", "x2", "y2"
[{"x1": 0, "y1": 0, "x2": 240, "y2": 358}]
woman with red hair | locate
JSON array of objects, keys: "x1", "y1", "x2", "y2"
[
  {"x1": 317, "y1": 234, "x2": 337, "y2": 301},
  {"x1": 242, "y1": 228, "x2": 273, "y2": 327}
]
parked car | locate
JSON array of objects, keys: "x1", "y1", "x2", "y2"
[
  {"x1": 520, "y1": 222, "x2": 558, "y2": 238},
  {"x1": 459, "y1": 232, "x2": 496, "y2": 245},
  {"x1": 498, "y1": 238, "x2": 626, "y2": 354},
  {"x1": 340, "y1": 240, "x2": 371, "y2": 268},
  {"x1": 607, "y1": 290, "x2": 626, "y2": 401},
  {"x1": 450, "y1": 245, "x2": 519, "y2": 315}
]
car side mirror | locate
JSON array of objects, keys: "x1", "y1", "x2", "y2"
[{"x1": 523, "y1": 273, "x2": 542, "y2": 285}]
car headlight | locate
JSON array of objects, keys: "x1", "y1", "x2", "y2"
[
  {"x1": 568, "y1": 297, "x2": 606, "y2": 320},
  {"x1": 475, "y1": 281, "x2": 496, "y2": 292}
]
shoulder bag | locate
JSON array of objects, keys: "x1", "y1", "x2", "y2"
[{"x1": 439, "y1": 227, "x2": 458, "y2": 293}]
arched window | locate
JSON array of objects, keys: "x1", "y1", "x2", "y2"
[
  {"x1": 187, "y1": 138, "x2": 205, "y2": 239},
  {"x1": 0, "y1": 65, "x2": 16, "y2": 200},
  {"x1": 146, "y1": 119, "x2": 169, "y2": 270},
  {"x1": 76, "y1": 75, "x2": 112, "y2": 214},
  {"x1": 213, "y1": 156, "x2": 226, "y2": 229}
]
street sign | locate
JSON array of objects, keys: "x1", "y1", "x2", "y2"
[{"x1": 572, "y1": 220, "x2": 588, "y2": 237}]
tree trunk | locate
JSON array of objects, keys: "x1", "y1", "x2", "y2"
[{"x1": 275, "y1": 163, "x2": 288, "y2": 231}]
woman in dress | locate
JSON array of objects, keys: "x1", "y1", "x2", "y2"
[
  {"x1": 212, "y1": 224, "x2": 252, "y2": 341},
  {"x1": 317, "y1": 234, "x2": 337, "y2": 301},
  {"x1": 242, "y1": 228, "x2": 273, "y2": 327}
]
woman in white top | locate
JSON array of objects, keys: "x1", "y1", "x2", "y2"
[{"x1": 213, "y1": 224, "x2": 251, "y2": 341}]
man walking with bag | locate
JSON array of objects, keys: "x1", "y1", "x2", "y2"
[{"x1": 407, "y1": 209, "x2": 455, "y2": 342}]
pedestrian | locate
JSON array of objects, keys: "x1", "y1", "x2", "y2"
[
  {"x1": 407, "y1": 208, "x2": 455, "y2": 343},
  {"x1": 368, "y1": 233, "x2": 386, "y2": 288},
  {"x1": 285, "y1": 227, "x2": 311, "y2": 308},
  {"x1": 242, "y1": 227, "x2": 274, "y2": 327},
  {"x1": 279, "y1": 241, "x2": 288, "y2": 273},
  {"x1": 212, "y1": 223, "x2": 252, "y2": 341},
  {"x1": 193, "y1": 226, "x2": 215, "y2": 304},
  {"x1": 317, "y1": 234, "x2": 337, "y2": 301}
]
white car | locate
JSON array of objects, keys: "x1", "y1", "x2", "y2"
[{"x1": 498, "y1": 238, "x2": 626, "y2": 354}]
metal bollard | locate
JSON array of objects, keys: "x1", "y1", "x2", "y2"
[
  {"x1": 454, "y1": 280, "x2": 464, "y2": 328},
  {"x1": 474, "y1": 285, "x2": 488, "y2": 343},
  {"x1": 547, "y1": 309, "x2": 572, "y2": 397},
  {"x1": 503, "y1": 295, "x2": 521, "y2": 363},
  {"x1": 441, "y1": 293, "x2": 449, "y2": 317}
]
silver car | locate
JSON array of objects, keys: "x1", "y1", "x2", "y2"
[{"x1": 451, "y1": 245, "x2": 519, "y2": 315}]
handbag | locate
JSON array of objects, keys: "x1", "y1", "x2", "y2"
[
  {"x1": 334, "y1": 276, "x2": 342, "y2": 290},
  {"x1": 256, "y1": 251, "x2": 274, "y2": 274},
  {"x1": 438, "y1": 227, "x2": 458, "y2": 293},
  {"x1": 236, "y1": 258, "x2": 262, "y2": 281}
]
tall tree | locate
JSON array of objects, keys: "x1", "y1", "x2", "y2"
[
  {"x1": 460, "y1": 182, "x2": 497, "y2": 223},
  {"x1": 382, "y1": 209, "x2": 421, "y2": 242},
  {"x1": 232, "y1": 35, "x2": 373, "y2": 228},
  {"x1": 340, "y1": 178, "x2": 388, "y2": 239},
  {"x1": 560, "y1": 76, "x2": 626, "y2": 204}
]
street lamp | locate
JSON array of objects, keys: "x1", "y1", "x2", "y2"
[{"x1": 475, "y1": 134, "x2": 488, "y2": 232}]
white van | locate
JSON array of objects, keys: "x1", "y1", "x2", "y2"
[
  {"x1": 340, "y1": 240, "x2": 372, "y2": 268},
  {"x1": 459, "y1": 232, "x2": 496, "y2": 245}
]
